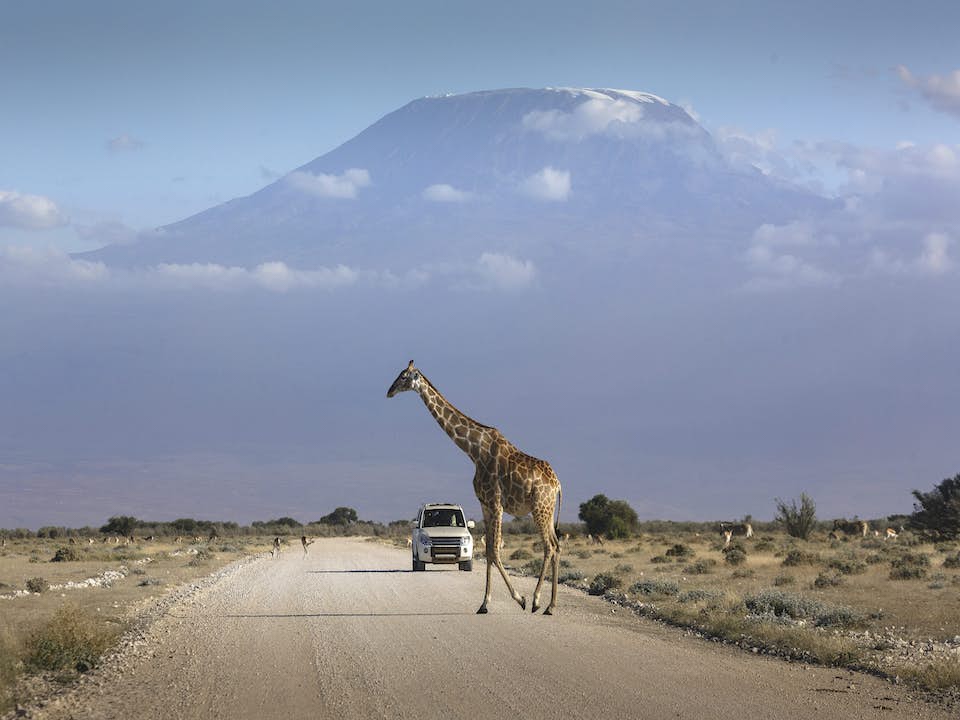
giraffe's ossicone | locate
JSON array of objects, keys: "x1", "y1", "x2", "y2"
[{"x1": 387, "y1": 360, "x2": 563, "y2": 615}]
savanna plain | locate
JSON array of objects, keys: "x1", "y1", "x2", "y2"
[{"x1": 1, "y1": 515, "x2": 959, "y2": 719}]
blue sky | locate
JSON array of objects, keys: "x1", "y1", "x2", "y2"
[{"x1": 2, "y1": 0, "x2": 959, "y2": 251}]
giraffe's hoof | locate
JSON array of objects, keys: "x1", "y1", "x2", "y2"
[
  {"x1": 531, "y1": 601, "x2": 540, "y2": 613},
  {"x1": 519, "y1": 596, "x2": 527, "y2": 611},
  {"x1": 543, "y1": 608, "x2": 554, "y2": 616},
  {"x1": 476, "y1": 606, "x2": 488, "y2": 614}
]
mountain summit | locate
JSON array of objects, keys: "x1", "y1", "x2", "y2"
[{"x1": 86, "y1": 88, "x2": 826, "y2": 268}]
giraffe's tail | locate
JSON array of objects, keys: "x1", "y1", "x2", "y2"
[{"x1": 554, "y1": 483, "x2": 563, "y2": 548}]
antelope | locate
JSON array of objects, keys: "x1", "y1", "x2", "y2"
[
  {"x1": 301, "y1": 535, "x2": 315, "y2": 556},
  {"x1": 174, "y1": 536, "x2": 183, "y2": 544},
  {"x1": 272, "y1": 537, "x2": 282, "y2": 558},
  {"x1": 719, "y1": 522, "x2": 753, "y2": 543},
  {"x1": 885, "y1": 526, "x2": 904, "y2": 540}
]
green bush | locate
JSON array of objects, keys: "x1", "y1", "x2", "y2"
[
  {"x1": 723, "y1": 542, "x2": 747, "y2": 566},
  {"x1": 889, "y1": 552, "x2": 930, "y2": 580},
  {"x1": 678, "y1": 588, "x2": 724, "y2": 604},
  {"x1": 578, "y1": 494, "x2": 638, "y2": 539},
  {"x1": 25, "y1": 604, "x2": 119, "y2": 673},
  {"x1": 775, "y1": 493, "x2": 817, "y2": 540},
  {"x1": 781, "y1": 548, "x2": 819, "y2": 567},
  {"x1": 826, "y1": 555, "x2": 867, "y2": 575},
  {"x1": 558, "y1": 569, "x2": 586, "y2": 584},
  {"x1": 773, "y1": 573, "x2": 795, "y2": 586},
  {"x1": 665, "y1": 543, "x2": 694, "y2": 559},
  {"x1": 51, "y1": 546, "x2": 81, "y2": 562},
  {"x1": 910, "y1": 472, "x2": 960, "y2": 540},
  {"x1": 942, "y1": 552, "x2": 960, "y2": 569},
  {"x1": 683, "y1": 559, "x2": 717, "y2": 574},
  {"x1": 650, "y1": 555, "x2": 671, "y2": 564},
  {"x1": 631, "y1": 578, "x2": 680, "y2": 596},
  {"x1": 813, "y1": 570, "x2": 845, "y2": 588},
  {"x1": 509, "y1": 547, "x2": 532, "y2": 561},
  {"x1": 744, "y1": 590, "x2": 864, "y2": 628},
  {"x1": 588, "y1": 572, "x2": 622, "y2": 596}
]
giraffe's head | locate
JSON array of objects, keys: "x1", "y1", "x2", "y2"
[{"x1": 387, "y1": 360, "x2": 423, "y2": 398}]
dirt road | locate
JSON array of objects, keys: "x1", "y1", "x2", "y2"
[{"x1": 27, "y1": 538, "x2": 952, "y2": 720}]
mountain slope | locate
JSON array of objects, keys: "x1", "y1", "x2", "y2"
[{"x1": 84, "y1": 88, "x2": 829, "y2": 268}]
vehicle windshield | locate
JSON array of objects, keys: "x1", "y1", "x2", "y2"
[{"x1": 423, "y1": 508, "x2": 465, "y2": 528}]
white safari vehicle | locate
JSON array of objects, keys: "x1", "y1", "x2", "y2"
[{"x1": 412, "y1": 503, "x2": 475, "y2": 572}]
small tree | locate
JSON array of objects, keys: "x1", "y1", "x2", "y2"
[
  {"x1": 318, "y1": 507, "x2": 358, "y2": 526},
  {"x1": 910, "y1": 472, "x2": 960, "y2": 540},
  {"x1": 774, "y1": 493, "x2": 817, "y2": 540},
  {"x1": 100, "y1": 516, "x2": 138, "y2": 536},
  {"x1": 578, "y1": 494, "x2": 638, "y2": 539}
]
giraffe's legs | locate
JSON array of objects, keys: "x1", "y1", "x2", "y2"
[
  {"x1": 477, "y1": 509, "x2": 526, "y2": 613},
  {"x1": 531, "y1": 515, "x2": 559, "y2": 614}
]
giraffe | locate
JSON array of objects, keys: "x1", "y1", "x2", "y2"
[{"x1": 387, "y1": 360, "x2": 563, "y2": 615}]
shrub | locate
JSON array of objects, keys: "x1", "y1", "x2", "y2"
[
  {"x1": 664, "y1": 543, "x2": 694, "y2": 559},
  {"x1": 773, "y1": 573, "x2": 795, "y2": 586},
  {"x1": 575, "y1": 550, "x2": 591, "y2": 560},
  {"x1": 25, "y1": 577, "x2": 48, "y2": 593},
  {"x1": 910, "y1": 472, "x2": 960, "y2": 540},
  {"x1": 753, "y1": 538, "x2": 776, "y2": 553},
  {"x1": 613, "y1": 563, "x2": 634, "y2": 574},
  {"x1": 678, "y1": 589, "x2": 724, "y2": 604},
  {"x1": 631, "y1": 578, "x2": 680, "y2": 596},
  {"x1": 812, "y1": 570, "x2": 845, "y2": 588},
  {"x1": 137, "y1": 578, "x2": 163, "y2": 587},
  {"x1": 509, "y1": 548, "x2": 532, "y2": 561},
  {"x1": 25, "y1": 604, "x2": 119, "y2": 673},
  {"x1": 825, "y1": 555, "x2": 867, "y2": 575},
  {"x1": 723, "y1": 543, "x2": 747, "y2": 566},
  {"x1": 558, "y1": 570, "x2": 586, "y2": 584},
  {"x1": 731, "y1": 567, "x2": 755, "y2": 578},
  {"x1": 683, "y1": 559, "x2": 717, "y2": 575},
  {"x1": 942, "y1": 552, "x2": 960, "y2": 569},
  {"x1": 781, "y1": 548, "x2": 819, "y2": 567},
  {"x1": 588, "y1": 572, "x2": 622, "y2": 596},
  {"x1": 744, "y1": 590, "x2": 864, "y2": 628},
  {"x1": 51, "y1": 546, "x2": 81, "y2": 562},
  {"x1": 889, "y1": 552, "x2": 930, "y2": 580},
  {"x1": 578, "y1": 494, "x2": 639, "y2": 539},
  {"x1": 650, "y1": 555, "x2": 671, "y2": 564},
  {"x1": 774, "y1": 493, "x2": 817, "y2": 540}
]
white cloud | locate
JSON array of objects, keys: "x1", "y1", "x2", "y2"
[
  {"x1": 0, "y1": 247, "x2": 538, "y2": 294},
  {"x1": 897, "y1": 65, "x2": 960, "y2": 119},
  {"x1": 0, "y1": 190, "x2": 68, "y2": 230},
  {"x1": 0, "y1": 245, "x2": 107, "y2": 286},
  {"x1": 106, "y1": 134, "x2": 144, "y2": 152},
  {"x1": 523, "y1": 98, "x2": 643, "y2": 141},
  {"x1": 520, "y1": 166, "x2": 571, "y2": 202},
  {"x1": 742, "y1": 243, "x2": 836, "y2": 291},
  {"x1": 751, "y1": 221, "x2": 818, "y2": 247},
  {"x1": 422, "y1": 184, "x2": 471, "y2": 202},
  {"x1": 918, "y1": 233, "x2": 953, "y2": 275},
  {"x1": 286, "y1": 168, "x2": 371, "y2": 199},
  {"x1": 475, "y1": 253, "x2": 536, "y2": 290}
]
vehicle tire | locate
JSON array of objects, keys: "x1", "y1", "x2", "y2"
[
  {"x1": 413, "y1": 555, "x2": 425, "y2": 572},
  {"x1": 459, "y1": 559, "x2": 473, "y2": 572}
]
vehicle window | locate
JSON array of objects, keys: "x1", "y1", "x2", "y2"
[{"x1": 423, "y1": 509, "x2": 465, "y2": 527}]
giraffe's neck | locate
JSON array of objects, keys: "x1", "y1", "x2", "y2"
[{"x1": 417, "y1": 376, "x2": 494, "y2": 463}]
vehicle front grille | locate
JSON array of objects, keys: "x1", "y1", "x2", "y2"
[{"x1": 430, "y1": 537, "x2": 463, "y2": 548}]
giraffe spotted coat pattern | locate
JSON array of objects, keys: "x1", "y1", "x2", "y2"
[{"x1": 387, "y1": 360, "x2": 563, "y2": 614}]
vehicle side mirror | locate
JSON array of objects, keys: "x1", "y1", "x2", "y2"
[{"x1": 466, "y1": 520, "x2": 475, "y2": 529}]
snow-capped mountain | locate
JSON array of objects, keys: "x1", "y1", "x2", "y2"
[{"x1": 84, "y1": 88, "x2": 828, "y2": 268}]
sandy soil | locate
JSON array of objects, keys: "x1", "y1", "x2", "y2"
[{"x1": 19, "y1": 538, "x2": 954, "y2": 720}]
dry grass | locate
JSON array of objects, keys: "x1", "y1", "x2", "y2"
[
  {"x1": 0, "y1": 535, "x2": 273, "y2": 712},
  {"x1": 491, "y1": 529, "x2": 960, "y2": 697}
]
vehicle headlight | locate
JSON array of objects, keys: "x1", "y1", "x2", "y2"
[
  {"x1": 419, "y1": 533, "x2": 432, "y2": 546},
  {"x1": 460, "y1": 536, "x2": 471, "y2": 547}
]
